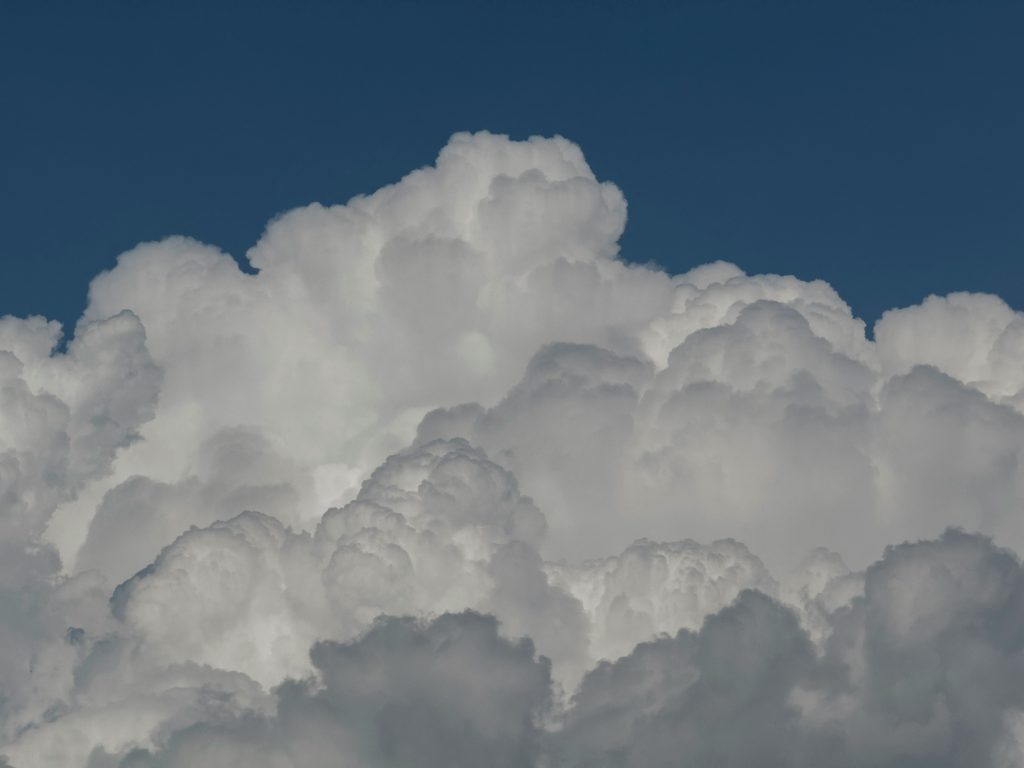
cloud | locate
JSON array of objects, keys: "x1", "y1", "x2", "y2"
[
  {"x1": 0, "y1": 310, "x2": 158, "y2": 549},
  {"x1": 546, "y1": 537, "x2": 777, "y2": 663},
  {"x1": 556, "y1": 531, "x2": 1024, "y2": 768},
  {"x1": 115, "y1": 611, "x2": 552, "y2": 768},
  {"x1": 2, "y1": 131, "x2": 1024, "y2": 765},
  {"x1": 0, "y1": 310, "x2": 158, "y2": 747},
  {"x1": 876, "y1": 292, "x2": 1024, "y2": 405},
  {"x1": 47, "y1": 531, "x2": 1024, "y2": 768},
  {"x1": 38, "y1": 131, "x2": 1024, "y2": 579}
]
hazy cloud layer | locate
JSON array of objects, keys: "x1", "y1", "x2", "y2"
[{"x1": 2, "y1": 132, "x2": 1024, "y2": 766}]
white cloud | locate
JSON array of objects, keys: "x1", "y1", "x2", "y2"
[
  {"x1": 2, "y1": 131, "x2": 1024, "y2": 766},
  {"x1": 876, "y1": 292, "x2": 1024, "y2": 404}
]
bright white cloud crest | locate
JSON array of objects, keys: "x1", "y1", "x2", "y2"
[{"x1": 2, "y1": 132, "x2": 1024, "y2": 767}]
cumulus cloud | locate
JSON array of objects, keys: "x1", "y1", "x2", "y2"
[
  {"x1": 876, "y1": 292, "x2": 1024, "y2": 405},
  {"x1": 2, "y1": 131, "x2": 1024, "y2": 766},
  {"x1": 40, "y1": 532, "x2": 1024, "y2": 768},
  {"x1": 546, "y1": 537, "x2": 776, "y2": 663},
  {"x1": 116, "y1": 611, "x2": 552, "y2": 768},
  {"x1": 556, "y1": 531, "x2": 1024, "y2": 768},
  {"x1": 0, "y1": 310, "x2": 158, "y2": 746}
]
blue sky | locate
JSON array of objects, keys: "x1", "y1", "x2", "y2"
[{"x1": 1, "y1": 0, "x2": 1021, "y2": 331}]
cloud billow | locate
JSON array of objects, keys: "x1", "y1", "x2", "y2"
[{"x1": 2, "y1": 132, "x2": 1024, "y2": 766}]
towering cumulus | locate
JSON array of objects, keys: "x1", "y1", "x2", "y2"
[{"x1": 3, "y1": 133, "x2": 1024, "y2": 767}]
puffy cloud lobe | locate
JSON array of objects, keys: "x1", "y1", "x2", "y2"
[
  {"x1": 98, "y1": 441, "x2": 576, "y2": 691},
  {"x1": 0, "y1": 311, "x2": 158, "y2": 747},
  {"x1": 417, "y1": 341, "x2": 652, "y2": 559},
  {"x1": 875, "y1": 367, "x2": 1024, "y2": 551},
  {"x1": 628, "y1": 299, "x2": 879, "y2": 567},
  {"x1": 779, "y1": 547, "x2": 862, "y2": 645},
  {"x1": 845, "y1": 531, "x2": 1024, "y2": 764},
  {"x1": 116, "y1": 612, "x2": 552, "y2": 768},
  {"x1": 555, "y1": 590, "x2": 823, "y2": 768},
  {"x1": 876, "y1": 292, "x2": 1024, "y2": 405},
  {"x1": 419, "y1": 291, "x2": 1024, "y2": 570},
  {"x1": 556, "y1": 531, "x2": 1024, "y2": 768},
  {"x1": 546, "y1": 537, "x2": 777, "y2": 663},
  {"x1": 0, "y1": 311, "x2": 158, "y2": 548},
  {"x1": 76, "y1": 428, "x2": 306, "y2": 587}
]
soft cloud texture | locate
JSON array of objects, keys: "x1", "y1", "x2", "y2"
[{"x1": 2, "y1": 131, "x2": 1024, "y2": 766}]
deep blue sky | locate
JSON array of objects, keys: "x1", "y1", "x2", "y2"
[{"x1": 1, "y1": 1, "x2": 1022, "y2": 332}]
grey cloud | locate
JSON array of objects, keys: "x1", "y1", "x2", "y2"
[
  {"x1": 546, "y1": 537, "x2": 777, "y2": 664},
  {"x1": 119, "y1": 612, "x2": 551, "y2": 768},
  {"x1": 555, "y1": 589, "x2": 823, "y2": 768},
  {"x1": 93, "y1": 531, "x2": 1024, "y2": 768},
  {"x1": 415, "y1": 294, "x2": 1024, "y2": 572},
  {"x1": 876, "y1": 292, "x2": 1024, "y2": 405},
  {"x1": 558, "y1": 530, "x2": 1024, "y2": 768},
  {"x1": 0, "y1": 310, "x2": 159, "y2": 750},
  {"x1": 76, "y1": 427, "x2": 305, "y2": 587}
]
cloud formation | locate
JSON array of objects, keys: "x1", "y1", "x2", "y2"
[
  {"x1": 2, "y1": 132, "x2": 1024, "y2": 766},
  {"x1": 558, "y1": 530, "x2": 1024, "y2": 768},
  {"x1": 66, "y1": 533, "x2": 1024, "y2": 768}
]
